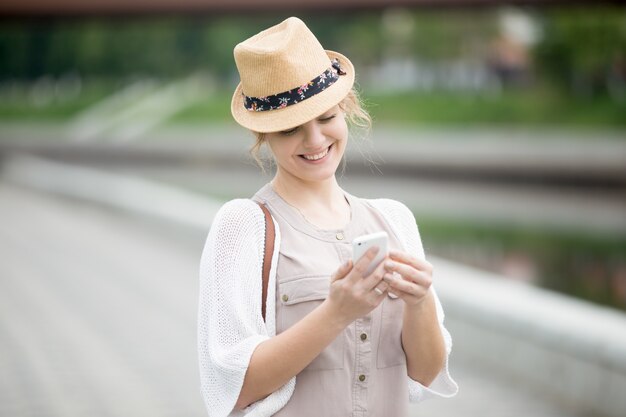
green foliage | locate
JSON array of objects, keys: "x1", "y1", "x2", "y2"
[
  {"x1": 1, "y1": 9, "x2": 624, "y2": 126},
  {"x1": 534, "y1": 6, "x2": 626, "y2": 96},
  {"x1": 0, "y1": 8, "x2": 623, "y2": 86}
]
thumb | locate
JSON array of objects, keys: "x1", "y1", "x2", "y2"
[{"x1": 331, "y1": 260, "x2": 352, "y2": 283}]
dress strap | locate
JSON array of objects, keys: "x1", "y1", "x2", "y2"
[{"x1": 256, "y1": 202, "x2": 275, "y2": 322}]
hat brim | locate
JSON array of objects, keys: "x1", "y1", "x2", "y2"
[{"x1": 231, "y1": 50, "x2": 355, "y2": 134}]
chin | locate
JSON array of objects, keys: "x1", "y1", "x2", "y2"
[{"x1": 305, "y1": 164, "x2": 341, "y2": 183}]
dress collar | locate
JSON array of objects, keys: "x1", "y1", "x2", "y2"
[{"x1": 254, "y1": 182, "x2": 363, "y2": 243}]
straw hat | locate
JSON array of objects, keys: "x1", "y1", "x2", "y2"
[{"x1": 231, "y1": 17, "x2": 355, "y2": 133}]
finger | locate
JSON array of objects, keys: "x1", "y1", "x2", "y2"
[
  {"x1": 331, "y1": 259, "x2": 352, "y2": 283},
  {"x1": 368, "y1": 283, "x2": 388, "y2": 305},
  {"x1": 388, "y1": 283, "x2": 433, "y2": 306},
  {"x1": 388, "y1": 250, "x2": 433, "y2": 273},
  {"x1": 383, "y1": 272, "x2": 430, "y2": 298},
  {"x1": 387, "y1": 288, "x2": 418, "y2": 305},
  {"x1": 350, "y1": 246, "x2": 380, "y2": 281},
  {"x1": 373, "y1": 281, "x2": 389, "y2": 296},
  {"x1": 384, "y1": 260, "x2": 432, "y2": 288},
  {"x1": 360, "y1": 257, "x2": 388, "y2": 291}
]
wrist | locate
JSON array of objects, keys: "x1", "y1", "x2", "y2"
[
  {"x1": 404, "y1": 289, "x2": 434, "y2": 315},
  {"x1": 319, "y1": 299, "x2": 351, "y2": 331}
]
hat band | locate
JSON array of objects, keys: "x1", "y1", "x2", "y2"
[{"x1": 243, "y1": 58, "x2": 346, "y2": 112}]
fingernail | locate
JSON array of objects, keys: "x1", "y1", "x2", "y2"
[{"x1": 385, "y1": 260, "x2": 395, "y2": 269}]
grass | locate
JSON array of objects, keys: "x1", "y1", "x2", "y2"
[
  {"x1": 1, "y1": 80, "x2": 624, "y2": 130},
  {"x1": 171, "y1": 89, "x2": 626, "y2": 128},
  {"x1": 0, "y1": 81, "x2": 114, "y2": 121},
  {"x1": 168, "y1": 90, "x2": 233, "y2": 124},
  {"x1": 363, "y1": 90, "x2": 626, "y2": 128}
]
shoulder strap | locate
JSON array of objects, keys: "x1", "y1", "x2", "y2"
[{"x1": 256, "y1": 202, "x2": 275, "y2": 323}]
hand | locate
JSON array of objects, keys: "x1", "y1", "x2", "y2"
[
  {"x1": 382, "y1": 250, "x2": 433, "y2": 307},
  {"x1": 324, "y1": 247, "x2": 388, "y2": 325}
]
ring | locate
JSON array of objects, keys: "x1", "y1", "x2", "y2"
[{"x1": 374, "y1": 287, "x2": 384, "y2": 296}]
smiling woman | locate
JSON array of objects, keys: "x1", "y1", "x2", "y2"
[
  {"x1": 264, "y1": 107, "x2": 347, "y2": 182},
  {"x1": 250, "y1": 89, "x2": 370, "y2": 172},
  {"x1": 197, "y1": 16, "x2": 458, "y2": 417}
]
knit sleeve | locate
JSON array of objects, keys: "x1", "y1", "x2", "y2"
[
  {"x1": 197, "y1": 199, "x2": 294, "y2": 416},
  {"x1": 367, "y1": 199, "x2": 459, "y2": 402}
]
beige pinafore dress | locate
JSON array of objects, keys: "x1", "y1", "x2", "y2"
[{"x1": 252, "y1": 184, "x2": 411, "y2": 417}]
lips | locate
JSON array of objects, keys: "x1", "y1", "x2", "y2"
[{"x1": 299, "y1": 144, "x2": 332, "y2": 161}]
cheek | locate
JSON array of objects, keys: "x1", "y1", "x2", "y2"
[
  {"x1": 329, "y1": 118, "x2": 349, "y2": 145},
  {"x1": 267, "y1": 138, "x2": 295, "y2": 162},
  {"x1": 335, "y1": 123, "x2": 349, "y2": 150}
]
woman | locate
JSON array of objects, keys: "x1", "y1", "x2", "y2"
[{"x1": 198, "y1": 16, "x2": 458, "y2": 417}]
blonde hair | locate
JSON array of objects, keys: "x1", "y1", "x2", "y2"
[{"x1": 249, "y1": 88, "x2": 372, "y2": 172}]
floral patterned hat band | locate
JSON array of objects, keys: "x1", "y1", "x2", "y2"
[{"x1": 243, "y1": 59, "x2": 347, "y2": 112}]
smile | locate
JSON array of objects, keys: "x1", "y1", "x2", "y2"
[{"x1": 300, "y1": 144, "x2": 332, "y2": 162}]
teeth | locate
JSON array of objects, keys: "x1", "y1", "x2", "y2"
[{"x1": 302, "y1": 146, "x2": 329, "y2": 161}]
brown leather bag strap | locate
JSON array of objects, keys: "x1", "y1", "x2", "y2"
[{"x1": 256, "y1": 202, "x2": 275, "y2": 323}]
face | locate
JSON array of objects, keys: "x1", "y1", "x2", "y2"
[{"x1": 264, "y1": 105, "x2": 348, "y2": 184}]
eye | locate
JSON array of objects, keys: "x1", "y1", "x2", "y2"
[
  {"x1": 280, "y1": 126, "x2": 299, "y2": 136},
  {"x1": 319, "y1": 114, "x2": 337, "y2": 122}
]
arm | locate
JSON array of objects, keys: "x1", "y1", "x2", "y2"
[
  {"x1": 401, "y1": 291, "x2": 447, "y2": 385},
  {"x1": 234, "y1": 298, "x2": 346, "y2": 409},
  {"x1": 382, "y1": 253, "x2": 446, "y2": 385},
  {"x1": 236, "y1": 247, "x2": 390, "y2": 410},
  {"x1": 368, "y1": 198, "x2": 458, "y2": 400}
]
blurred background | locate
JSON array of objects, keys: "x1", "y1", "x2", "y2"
[{"x1": 0, "y1": 1, "x2": 624, "y2": 416}]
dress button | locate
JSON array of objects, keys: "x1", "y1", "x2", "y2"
[
  {"x1": 358, "y1": 374, "x2": 366, "y2": 382},
  {"x1": 335, "y1": 232, "x2": 344, "y2": 240},
  {"x1": 282, "y1": 294, "x2": 289, "y2": 302},
  {"x1": 360, "y1": 333, "x2": 367, "y2": 341}
]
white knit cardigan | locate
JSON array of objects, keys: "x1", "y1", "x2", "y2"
[{"x1": 198, "y1": 197, "x2": 458, "y2": 417}]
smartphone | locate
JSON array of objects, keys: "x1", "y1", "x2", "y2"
[{"x1": 352, "y1": 231, "x2": 389, "y2": 277}]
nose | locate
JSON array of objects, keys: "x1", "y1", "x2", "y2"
[{"x1": 302, "y1": 120, "x2": 326, "y2": 149}]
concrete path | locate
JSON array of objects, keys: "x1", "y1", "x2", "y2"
[
  {"x1": 0, "y1": 181, "x2": 583, "y2": 417},
  {"x1": 0, "y1": 181, "x2": 204, "y2": 416}
]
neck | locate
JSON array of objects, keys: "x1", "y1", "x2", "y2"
[
  {"x1": 270, "y1": 170, "x2": 350, "y2": 229},
  {"x1": 271, "y1": 171, "x2": 342, "y2": 208}
]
